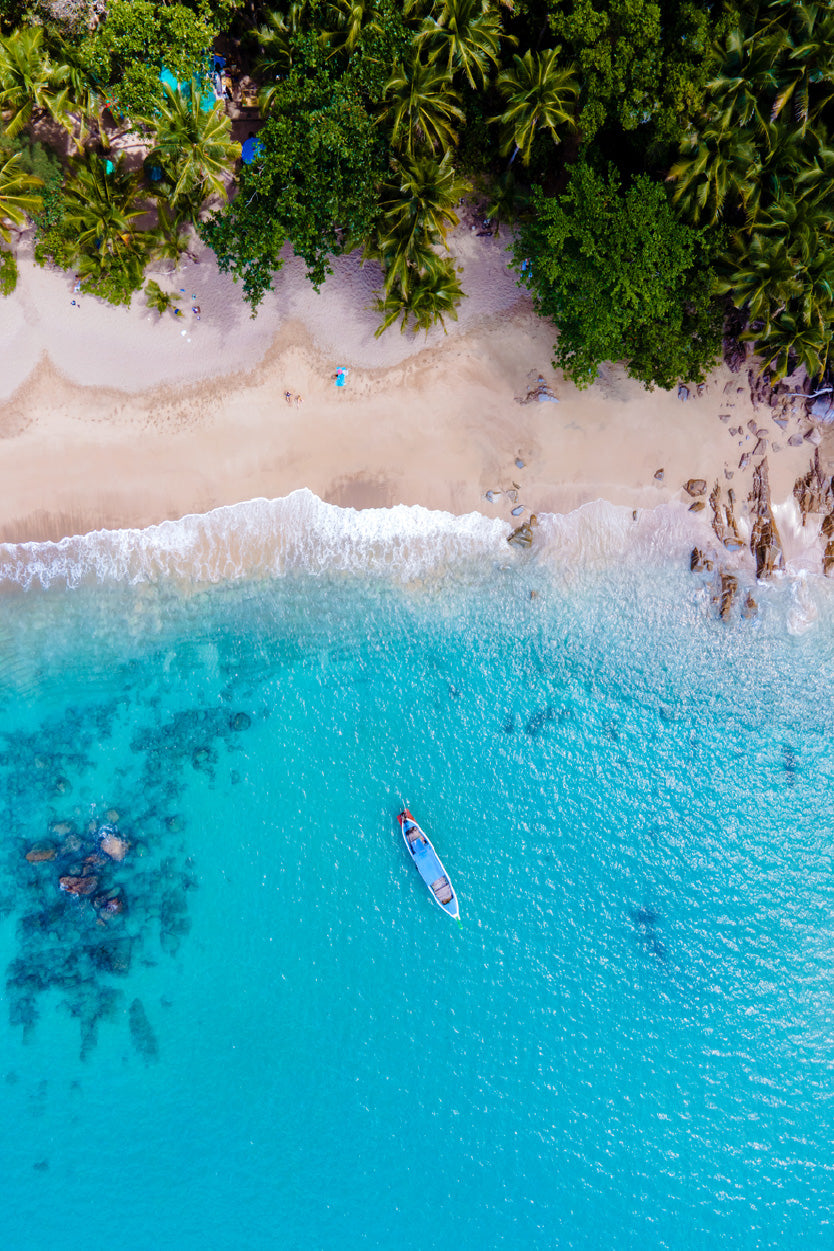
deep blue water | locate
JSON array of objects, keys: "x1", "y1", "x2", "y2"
[{"x1": 1, "y1": 516, "x2": 833, "y2": 1250}]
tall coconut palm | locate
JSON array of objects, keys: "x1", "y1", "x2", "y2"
[
  {"x1": 147, "y1": 85, "x2": 240, "y2": 214},
  {"x1": 323, "y1": 0, "x2": 378, "y2": 56},
  {"x1": 707, "y1": 23, "x2": 780, "y2": 137},
  {"x1": 714, "y1": 232, "x2": 801, "y2": 325},
  {"x1": 494, "y1": 48, "x2": 578, "y2": 165},
  {"x1": 0, "y1": 26, "x2": 72, "y2": 139},
  {"x1": 63, "y1": 152, "x2": 146, "y2": 266},
  {"x1": 415, "y1": 0, "x2": 505, "y2": 90},
  {"x1": 767, "y1": 1, "x2": 834, "y2": 134},
  {"x1": 667, "y1": 123, "x2": 757, "y2": 225},
  {"x1": 56, "y1": 37, "x2": 110, "y2": 152},
  {"x1": 0, "y1": 151, "x2": 42, "y2": 241},
  {"x1": 375, "y1": 255, "x2": 465, "y2": 335},
  {"x1": 145, "y1": 280, "x2": 181, "y2": 317},
  {"x1": 758, "y1": 188, "x2": 832, "y2": 267},
  {"x1": 369, "y1": 227, "x2": 445, "y2": 299},
  {"x1": 151, "y1": 202, "x2": 199, "y2": 268},
  {"x1": 382, "y1": 58, "x2": 465, "y2": 155},
  {"x1": 252, "y1": 3, "x2": 310, "y2": 111},
  {"x1": 747, "y1": 305, "x2": 831, "y2": 382},
  {"x1": 380, "y1": 151, "x2": 468, "y2": 248}
]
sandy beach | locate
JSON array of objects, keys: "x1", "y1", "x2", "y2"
[{"x1": 0, "y1": 224, "x2": 826, "y2": 566}]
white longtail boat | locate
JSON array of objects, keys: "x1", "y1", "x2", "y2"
[{"x1": 397, "y1": 808, "x2": 459, "y2": 919}]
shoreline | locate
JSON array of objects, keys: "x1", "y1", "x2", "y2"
[{"x1": 1, "y1": 227, "x2": 829, "y2": 579}]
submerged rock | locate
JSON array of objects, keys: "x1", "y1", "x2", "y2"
[
  {"x1": 230, "y1": 712, "x2": 251, "y2": 732},
  {"x1": 59, "y1": 875, "x2": 98, "y2": 897},
  {"x1": 128, "y1": 998, "x2": 159, "y2": 1062},
  {"x1": 25, "y1": 844, "x2": 56, "y2": 863},
  {"x1": 100, "y1": 833, "x2": 129, "y2": 862}
]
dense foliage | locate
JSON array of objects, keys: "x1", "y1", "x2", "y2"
[
  {"x1": 0, "y1": 0, "x2": 832, "y2": 385},
  {"x1": 202, "y1": 42, "x2": 386, "y2": 306},
  {"x1": 516, "y1": 164, "x2": 722, "y2": 389}
]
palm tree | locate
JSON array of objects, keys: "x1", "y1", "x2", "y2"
[
  {"x1": 746, "y1": 306, "x2": 831, "y2": 382},
  {"x1": 767, "y1": 1, "x2": 834, "y2": 134},
  {"x1": 667, "y1": 123, "x2": 757, "y2": 225},
  {"x1": 415, "y1": 0, "x2": 505, "y2": 90},
  {"x1": 374, "y1": 256, "x2": 465, "y2": 335},
  {"x1": 63, "y1": 152, "x2": 146, "y2": 267},
  {"x1": 706, "y1": 23, "x2": 780, "y2": 137},
  {"x1": 494, "y1": 48, "x2": 578, "y2": 165},
  {"x1": 484, "y1": 169, "x2": 531, "y2": 234},
  {"x1": 323, "y1": 0, "x2": 378, "y2": 56},
  {"x1": 145, "y1": 280, "x2": 181, "y2": 317},
  {"x1": 714, "y1": 232, "x2": 800, "y2": 326},
  {"x1": 367, "y1": 219, "x2": 444, "y2": 294},
  {"x1": 758, "y1": 188, "x2": 832, "y2": 268},
  {"x1": 380, "y1": 151, "x2": 468, "y2": 248},
  {"x1": 56, "y1": 37, "x2": 110, "y2": 153},
  {"x1": 147, "y1": 85, "x2": 240, "y2": 215},
  {"x1": 252, "y1": 3, "x2": 310, "y2": 111},
  {"x1": 151, "y1": 203, "x2": 199, "y2": 269},
  {"x1": 0, "y1": 25, "x2": 73, "y2": 140},
  {"x1": 382, "y1": 58, "x2": 465, "y2": 155},
  {"x1": 0, "y1": 152, "x2": 43, "y2": 241}
]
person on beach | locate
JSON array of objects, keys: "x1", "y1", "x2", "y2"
[
  {"x1": 192, "y1": 305, "x2": 201, "y2": 320},
  {"x1": 284, "y1": 391, "x2": 293, "y2": 404},
  {"x1": 295, "y1": 394, "x2": 303, "y2": 407}
]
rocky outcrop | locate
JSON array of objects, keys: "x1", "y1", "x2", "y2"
[
  {"x1": 99, "y1": 831, "x2": 129, "y2": 861},
  {"x1": 749, "y1": 458, "x2": 784, "y2": 579},
  {"x1": 793, "y1": 450, "x2": 832, "y2": 525},
  {"x1": 718, "y1": 573, "x2": 738, "y2": 621},
  {"x1": 59, "y1": 875, "x2": 98, "y2": 896},
  {"x1": 684, "y1": 478, "x2": 707, "y2": 497},
  {"x1": 25, "y1": 844, "x2": 56, "y2": 863},
  {"x1": 507, "y1": 513, "x2": 538, "y2": 548},
  {"x1": 690, "y1": 548, "x2": 713, "y2": 573}
]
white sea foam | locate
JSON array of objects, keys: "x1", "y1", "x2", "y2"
[{"x1": 0, "y1": 487, "x2": 826, "y2": 592}]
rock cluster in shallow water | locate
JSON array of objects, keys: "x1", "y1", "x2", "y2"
[{"x1": 1, "y1": 701, "x2": 254, "y2": 1060}]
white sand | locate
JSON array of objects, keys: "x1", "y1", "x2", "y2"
[{"x1": 0, "y1": 223, "x2": 824, "y2": 562}]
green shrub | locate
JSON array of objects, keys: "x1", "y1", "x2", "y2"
[{"x1": 0, "y1": 246, "x2": 17, "y2": 295}]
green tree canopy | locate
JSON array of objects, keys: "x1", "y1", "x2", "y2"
[
  {"x1": 200, "y1": 59, "x2": 387, "y2": 310},
  {"x1": 547, "y1": 0, "x2": 714, "y2": 146},
  {"x1": 515, "y1": 162, "x2": 722, "y2": 389},
  {"x1": 83, "y1": 0, "x2": 218, "y2": 121}
]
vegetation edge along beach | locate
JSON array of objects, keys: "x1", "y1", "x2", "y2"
[{"x1": 1, "y1": 0, "x2": 834, "y2": 594}]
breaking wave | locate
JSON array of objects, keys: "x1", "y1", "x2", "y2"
[{"x1": 0, "y1": 487, "x2": 824, "y2": 592}]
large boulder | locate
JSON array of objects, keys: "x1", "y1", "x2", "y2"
[
  {"x1": 25, "y1": 843, "x2": 56, "y2": 863},
  {"x1": 684, "y1": 478, "x2": 707, "y2": 497},
  {"x1": 59, "y1": 875, "x2": 98, "y2": 896},
  {"x1": 100, "y1": 832, "x2": 129, "y2": 861}
]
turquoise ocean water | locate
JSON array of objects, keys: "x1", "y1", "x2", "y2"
[{"x1": 0, "y1": 491, "x2": 833, "y2": 1250}]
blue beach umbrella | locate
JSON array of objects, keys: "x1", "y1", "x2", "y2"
[{"x1": 241, "y1": 137, "x2": 264, "y2": 165}]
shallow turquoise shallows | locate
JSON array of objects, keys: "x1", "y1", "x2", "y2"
[{"x1": 1, "y1": 516, "x2": 834, "y2": 1251}]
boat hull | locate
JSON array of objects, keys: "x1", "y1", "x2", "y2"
[{"x1": 397, "y1": 809, "x2": 460, "y2": 919}]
